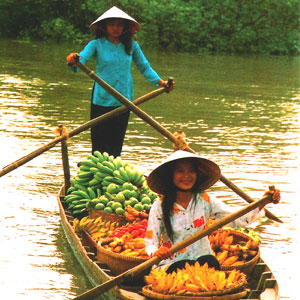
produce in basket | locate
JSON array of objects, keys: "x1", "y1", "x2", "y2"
[
  {"x1": 209, "y1": 229, "x2": 260, "y2": 266},
  {"x1": 103, "y1": 221, "x2": 149, "y2": 258},
  {"x1": 108, "y1": 219, "x2": 148, "y2": 238},
  {"x1": 144, "y1": 261, "x2": 247, "y2": 296},
  {"x1": 63, "y1": 151, "x2": 158, "y2": 218},
  {"x1": 73, "y1": 216, "x2": 119, "y2": 242}
]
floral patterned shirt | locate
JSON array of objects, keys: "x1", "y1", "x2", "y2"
[{"x1": 145, "y1": 192, "x2": 263, "y2": 267}]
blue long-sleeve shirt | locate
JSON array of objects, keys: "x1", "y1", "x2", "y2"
[{"x1": 75, "y1": 38, "x2": 161, "y2": 107}]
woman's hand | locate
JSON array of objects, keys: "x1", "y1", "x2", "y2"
[
  {"x1": 264, "y1": 187, "x2": 281, "y2": 204},
  {"x1": 154, "y1": 246, "x2": 173, "y2": 260},
  {"x1": 158, "y1": 79, "x2": 175, "y2": 92},
  {"x1": 259, "y1": 186, "x2": 281, "y2": 210},
  {"x1": 66, "y1": 53, "x2": 80, "y2": 67}
]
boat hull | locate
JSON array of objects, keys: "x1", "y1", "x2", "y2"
[{"x1": 57, "y1": 186, "x2": 146, "y2": 300}]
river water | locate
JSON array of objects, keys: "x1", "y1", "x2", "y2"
[{"x1": 0, "y1": 39, "x2": 299, "y2": 299}]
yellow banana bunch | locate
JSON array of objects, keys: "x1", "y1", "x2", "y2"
[
  {"x1": 209, "y1": 229, "x2": 260, "y2": 266},
  {"x1": 73, "y1": 218, "x2": 80, "y2": 232},
  {"x1": 209, "y1": 230, "x2": 234, "y2": 249},
  {"x1": 145, "y1": 262, "x2": 246, "y2": 295},
  {"x1": 90, "y1": 220, "x2": 119, "y2": 242},
  {"x1": 73, "y1": 216, "x2": 120, "y2": 242}
]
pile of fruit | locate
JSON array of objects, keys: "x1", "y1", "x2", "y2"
[
  {"x1": 102, "y1": 236, "x2": 148, "y2": 258},
  {"x1": 144, "y1": 261, "x2": 246, "y2": 295},
  {"x1": 209, "y1": 229, "x2": 260, "y2": 266},
  {"x1": 123, "y1": 205, "x2": 149, "y2": 222},
  {"x1": 63, "y1": 151, "x2": 158, "y2": 217},
  {"x1": 108, "y1": 219, "x2": 148, "y2": 239},
  {"x1": 73, "y1": 216, "x2": 120, "y2": 242},
  {"x1": 101, "y1": 219, "x2": 149, "y2": 258}
]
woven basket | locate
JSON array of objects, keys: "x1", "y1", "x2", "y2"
[
  {"x1": 142, "y1": 271, "x2": 247, "y2": 298},
  {"x1": 213, "y1": 229, "x2": 260, "y2": 274},
  {"x1": 221, "y1": 248, "x2": 260, "y2": 274},
  {"x1": 97, "y1": 239, "x2": 148, "y2": 276},
  {"x1": 142, "y1": 285, "x2": 247, "y2": 300},
  {"x1": 89, "y1": 209, "x2": 127, "y2": 225}
]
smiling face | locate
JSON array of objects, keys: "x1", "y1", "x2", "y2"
[
  {"x1": 173, "y1": 158, "x2": 197, "y2": 191},
  {"x1": 105, "y1": 18, "x2": 125, "y2": 39}
]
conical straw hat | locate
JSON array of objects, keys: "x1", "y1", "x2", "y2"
[
  {"x1": 147, "y1": 150, "x2": 221, "y2": 195},
  {"x1": 90, "y1": 6, "x2": 141, "y2": 33}
]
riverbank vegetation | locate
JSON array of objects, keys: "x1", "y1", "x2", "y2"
[{"x1": 0, "y1": 0, "x2": 298, "y2": 55}]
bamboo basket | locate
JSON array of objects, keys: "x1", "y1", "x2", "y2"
[
  {"x1": 212, "y1": 229, "x2": 260, "y2": 274},
  {"x1": 142, "y1": 288, "x2": 247, "y2": 300},
  {"x1": 142, "y1": 276, "x2": 247, "y2": 300},
  {"x1": 97, "y1": 239, "x2": 148, "y2": 276},
  {"x1": 221, "y1": 248, "x2": 260, "y2": 274}
]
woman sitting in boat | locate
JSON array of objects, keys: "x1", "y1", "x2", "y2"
[{"x1": 144, "y1": 150, "x2": 280, "y2": 272}]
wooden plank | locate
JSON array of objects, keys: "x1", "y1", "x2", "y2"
[
  {"x1": 264, "y1": 278, "x2": 277, "y2": 289},
  {"x1": 248, "y1": 289, "x2": 261, "y2": 299},
  {"x1": 251, "y1": 262, "x2": 266, "y2": 280},
  {"x1": 256, "y1": 271, "x2": 272, "y2": 291},
  {"x1": 57, "y1": 190, "x2": 123, "y2": 300}
]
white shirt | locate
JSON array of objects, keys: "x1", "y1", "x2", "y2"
[{"x1": 145, "y1": 192, "x2": 263, "y2": 267}]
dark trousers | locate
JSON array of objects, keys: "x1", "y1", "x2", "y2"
[
  {"x1": 165, "y1": 255, "x2": 221, "y2": 273},
  {"x1": 90, "y1": 102, "x2": 130, "y2": 158}
]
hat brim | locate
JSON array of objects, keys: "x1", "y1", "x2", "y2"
[
  {"x1": 90, "y1": 6, "x2": 141, "y2": 33},
  {"x1": 147, "y1": 150, "x2": 221, "y2": 195}
]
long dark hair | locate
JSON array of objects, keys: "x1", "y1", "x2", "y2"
[
  {"x1": 161, "y1": 158, "x2": 203, "y2": 241},
  {"x1": 92, "y1": 18, "x2": 134, "y2": 55}
]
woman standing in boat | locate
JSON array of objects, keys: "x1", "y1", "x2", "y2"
[
  {"x1": 67, "y1": 6, "x2": 174, "y2": 157},
  {"x1": 145, "y1": 150, "x2": 280, "y2": 272}
]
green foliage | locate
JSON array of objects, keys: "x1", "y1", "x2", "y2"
[{"x1": 0, "y1": 0, "x2": 298, "y2": 54}]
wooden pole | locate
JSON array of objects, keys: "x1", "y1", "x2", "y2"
[
  {"x1": 73, "y1": 193, "x2": 273, "y2": 300},
  {"x1": 59, "y1": 125, "x2": 71, "y2": 193},
  {"x1": 75, "y1": 61, "x2": 282, "y2": 224},
  {"x1": 75, "y1": 61, "x2": 177, "y2": 146},
  {"x1": 0, "y1": 86, "x2": 168, "y2": 177}
]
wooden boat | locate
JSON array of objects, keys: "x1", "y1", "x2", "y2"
[{"x1": 57, "y1": 185, "x2": 279, "y2": 300}]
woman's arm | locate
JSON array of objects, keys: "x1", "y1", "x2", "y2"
[
  {"x1": 132, "y1": 41, "x2": 162, "y2": 85},
  {"x1": 66, "y1": 40, "x2": 98, "y2": 72}
]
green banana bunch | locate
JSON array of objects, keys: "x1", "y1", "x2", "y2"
[{"x1": 63, "y1": 151, "x2": 158, "y2": 218}]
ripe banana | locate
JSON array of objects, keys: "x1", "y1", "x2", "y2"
[{"x1": 145, "y1": 262, "x2": 246, "y2": 296}]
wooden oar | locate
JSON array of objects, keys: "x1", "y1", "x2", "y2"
[
  {"x1": 74, "y1": 60, "x2": 282, "y2": 224},
  {"x1": 73, "y1": 192, "x2": 274, "y2": 300},
  {"x1": 0, "y1": 85, "x2": 169, "y2": 177},
  {"x1": 75, "y1": 60, "x2": 177, "y2": 144}
]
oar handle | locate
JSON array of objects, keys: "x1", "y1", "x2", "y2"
[
  {"x1": 166, "y1": 77, "x2": 174, "y2": 93},
  {"x1": 74, "y1": 60, "x2": 177, "y2": 142}
]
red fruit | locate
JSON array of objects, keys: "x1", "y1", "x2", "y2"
[{"x1": 131, "y1": 230, "x2": 139, "y2": 238}]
